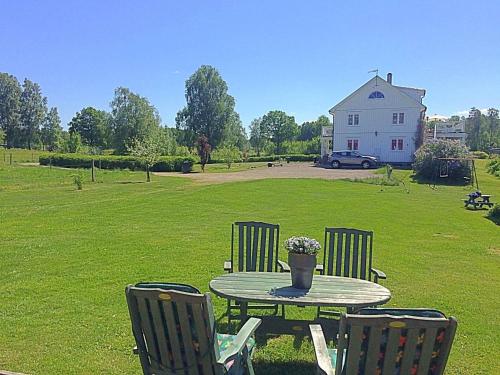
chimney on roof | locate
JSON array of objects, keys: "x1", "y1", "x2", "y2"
[{"x1": 387, "y1": 72, "x2": 393, "y2": 84}]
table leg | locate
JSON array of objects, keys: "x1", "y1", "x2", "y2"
[{"x1": 240, "y1": 301, "x2": 249, "y2": 325}]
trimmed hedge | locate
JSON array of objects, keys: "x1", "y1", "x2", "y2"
[
  {"x1": 246, "y1": 154, "x2": 319, "y2": 163},
  {"x1": 39, "y1": 153, "x2": 197, "y2": 172}
]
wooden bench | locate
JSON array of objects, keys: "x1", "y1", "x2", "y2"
[{"x1": 464, "y1": 194, "x2": 494, "y2": 209}]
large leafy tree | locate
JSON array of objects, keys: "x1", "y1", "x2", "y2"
[
  {"x1": 0, "y1": 73, "x2": 22, "y2": 148},
  {"x1": 486, "y1": 108, "x2": 499, "y2": 147},
  {"x1": 110, "y1": 87, "x2": 161, "y2": 154},
  {"x1": 249, "y1": 117, "x2": 266, "y2": 156},
  {"x1": 176, "y1": 65, "x2": 238, "y2": 149},
  {"x1": 298, "y1": 115, "x2": 331, "y2": 141},
  {"x1": 222, "y1": 111, "x2": 247, "y2": 150},
  {"x1": 68, "y1": 107, "x2": 109, "y2": 148},
  {"x1": 260, "y1": 110, "x2": 298, "y2": 154},
  {"x1": 19, "y1": 79, "x2": 47, "y2": 149},
  {"x1": 40, "y1": 107, "x2": 63, "y2": 151}
]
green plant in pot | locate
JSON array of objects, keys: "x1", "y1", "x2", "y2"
[{"x1": 284, "y1": 236, "x2": 321, "y2": 289}]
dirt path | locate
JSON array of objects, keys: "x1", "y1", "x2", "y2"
[{"x1": 154, "y1": 162, "x2": 376, "y2": 184}]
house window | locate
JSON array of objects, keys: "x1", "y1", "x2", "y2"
[
  {"x1": 399, "y1": 113, "x2": 405, "y2": 124},
  {"x1": 369, "y1": 91, "x2": 385, "y2": 99},
  {"x1": 354, "y1": 114, "x2": 359, "y2": 125},
  {"x1": 391, "y1": 138, "x2": 404, "y2": 151},
  {"x1": 348, "y1": 114, "x2": 353, "y2": 125},
  {"x1": 392, "y1": 113, "x2": 398, "y2": 124},
  {"x1": 347, "y1": 139, "x2": 359, "y2": 150}
]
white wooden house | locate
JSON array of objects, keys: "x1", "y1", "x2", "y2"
[{"x1": 328, "y1": 73, "x2": 426, "y2": 163}]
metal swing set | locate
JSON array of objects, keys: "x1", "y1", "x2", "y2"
[{"x1": 432, "y1": 157, "x2": 479, "y2": 189}]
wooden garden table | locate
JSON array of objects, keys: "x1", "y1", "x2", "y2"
[{"x1": 209, "y1": 272, "x2": 391, "y2": 338}]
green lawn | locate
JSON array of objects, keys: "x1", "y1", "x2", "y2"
[{"x1": 0, "y1": 161, "x2": 498, "y2": 374}]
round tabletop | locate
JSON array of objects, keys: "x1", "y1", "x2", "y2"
[{"x1": 210, "y1": 272, "x2": 391, "y2": 308}]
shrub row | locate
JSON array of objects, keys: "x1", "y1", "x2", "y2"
[
  {"x1": 245, "y1": 154, "x2": 319, "y2": 163},
  {"x1": 487, "y1": 158, "x2": 500, "y2": 177},
  {"x1": 39, "y1": 153, "x2": 197, "y2": 172}
]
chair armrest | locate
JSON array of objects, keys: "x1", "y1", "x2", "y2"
[
  {"x1": 370, "y1": 268, "x2": 386, "y2": 283},
  {"x1": 277, "y1": 260, "x2": 291, "y2": 272},
  {"x1": 316, "y1": 264, "x2": 324, "y2": 274},
  {"x1": 309, "y1": 324, "x2": 334, "y2": 375},
  {"x1": 217, "y1": 317, "x2": 262, "y2": 365},
  {"x1": 224, "y1": 261, "x2": 232, "y2": 273}
]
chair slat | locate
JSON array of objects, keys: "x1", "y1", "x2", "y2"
[
  {"x1": 245, "y1": 225, "x2": 252, "y2": 271},
  {"x1": 177, "y1": 302, "x2": 200, "y2": 375},
  {"x1": 364, "y1": 326, "x2": 382, "y2": 373},
  {"x1": 345, "y1": 325, "x2": 363, "y2": 374},
  {"x1": 162, "y1": 299, "x2": 184, "y2": 371},
  {"x1": 191, "y1": 303, "x2": 214, "y2": 375},
  {"x1": 381, "y1": 327, "x2": 401, "y2": 374},
  {"x1": 251, "y1": 225, "x2": 259, "y2": 270},
  {"x1": 400, "y1": 328, "x2": 419, "y2": 373},
  {"x1": 327, "y1": 231, "x2": 334, "y2": 276},
  {"x1": 352, "y1": 233, "x2": 359, "y2": 278},
  {"x1": 335, "y1": 232, "x2": 343, "y2": 276},
  {"x1": 149, "y1": 300, "x2": 170, "y2": 367},
  {"x1": 417, "y1": 328, "x2": 438, "y2": 375},
  {"x1": 344, "y1": 232, "x2": 351, "y2": 277},
  {"x1": 360, "y1": 234, "x2": 368, "y2": 279},
  {"x1": 268, "y1": 227, "x2": 275, "y2": 272},
  {"x1": 259, "y1": 227, "x2": 267, "y2": 272},
  {"x1": 137, "y1": 297, "x2": 159, "y2": 369},
  {"x1": 368, "y1": 234, "x2": 374, "y2": 281},
  {"x1": 238, "y1": 224, "x2": 244, "y2": 271}
]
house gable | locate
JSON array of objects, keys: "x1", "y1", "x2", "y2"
[{"x1": 329, "y1": 76, "x2": 425, "y2": 114}]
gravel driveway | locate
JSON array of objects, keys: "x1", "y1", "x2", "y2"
[{"x1": 154, "y1": 162, "x2": 376, "y2": 184}]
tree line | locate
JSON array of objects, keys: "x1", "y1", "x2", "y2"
[{"x1": 0, "y1": 66, "x2": 331, "y2": 158}]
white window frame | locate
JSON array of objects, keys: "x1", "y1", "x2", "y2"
[
  {"x1": 347, "y1": 139, "x2": 359, "y2": 150},
  {"x1": 399, "y1": 112, "x2": 405, "y2": 124},
  {"x1": 391, "y1": 138, "x2": 405, "y2": 151},
  {"x1": 347, "y1": 113, "x2": 359, "y2": 126},
  {"x1": 392, "y1": 113, "x2": 398, "y2": 124}
]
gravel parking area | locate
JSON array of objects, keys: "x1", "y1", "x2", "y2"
[{"x1": 154, "y1": 162, "x2": 376, "y2": 184}]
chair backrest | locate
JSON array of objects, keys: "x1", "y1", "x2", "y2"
[
  {"x1": 231, "y1": 221, "x2": 280, "y2": 272},
  {"x1": 323, "y1": 228, "x2": 373, "y2": 280},
  {"x1": 336, "y1": 313, "x2": 458, "y2": 375},
  {"x1": 126, "y1": 283, "x2": 222, "y2": 375}
]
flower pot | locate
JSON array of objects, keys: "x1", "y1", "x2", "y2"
[{"x1": 288, "y1": 253, "x2": 317, "y2": 289}]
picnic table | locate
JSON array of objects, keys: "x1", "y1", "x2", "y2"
[
  {"x1": 464, "y1": 194, "x2": 494, "y2": 209},
  {"x1": 210, "y1": 272, "x2": 391, "y2": 338}
]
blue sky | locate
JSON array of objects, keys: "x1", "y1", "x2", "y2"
[{"x1": 1, "y1": 1, "x2": 499, "y2": 129}]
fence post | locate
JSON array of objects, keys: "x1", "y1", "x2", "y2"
[
  {"x1": 91, "y1": 159, "x2": 95, "y2": 182},
  {"x1": 10, "y1": 153, "x2": 12, "y2": 165}
]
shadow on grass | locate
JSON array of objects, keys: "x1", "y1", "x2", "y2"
[
  {"x1": 486, "y1": 215, "x2": 500, "y2": 225},
  {"x1": 115, "y1": 181, "x2": 147, "y2": 184},
  {"x1": 254, "y1": 360, "x2": 315, "y2": 375},
  {"x1": 410, "y1": 174, "x2": 472, "y2": 187}
]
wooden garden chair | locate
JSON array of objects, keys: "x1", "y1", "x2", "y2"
[
  {"x1": 223, "y1": 221, "x2": 288, "y2": 323},
  {"x1": 126, "y1": 282, "x2": 261, "y2": 375},
  {"x1": 310, "y1": 309, "x2": 458, "y2": 375},
  {"x1": 318, "y1": 228, "x2": 386, "y2": 317}
]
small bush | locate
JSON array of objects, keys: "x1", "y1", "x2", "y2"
[
  {"x1": 413, "y1": 140, "x2": 470, "y2": 181},
  {"x1": 39, "y1": 153, "x2": 197, "y2": 172},
  {"x1": 487, "y1": 158, "x2": 500, "y2": 177},
  {"x1": 72, "y1": 172, "x2": 83, "y2": 190},
  {"x1": 487, "y1": 204, "x2": 500, "y2": 225},
  {"x1": 471, "y1": 151, "x2": 489, "y2": 159}
]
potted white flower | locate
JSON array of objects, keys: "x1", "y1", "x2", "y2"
[{"x1": 284, "y1": 236, "x2": 321, "y2": 289}]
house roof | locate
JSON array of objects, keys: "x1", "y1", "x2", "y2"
[{"x1": 329, "y1": 75, "x2": 426, "y2": 114}]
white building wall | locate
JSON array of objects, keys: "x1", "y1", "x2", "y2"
[{"x1": 331, "y1": 77, "x2": 424, "y2": 163}]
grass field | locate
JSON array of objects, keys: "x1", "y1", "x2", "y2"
[{"x1": 0, "y1": 160, "x2": 498, "y2": 374}]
